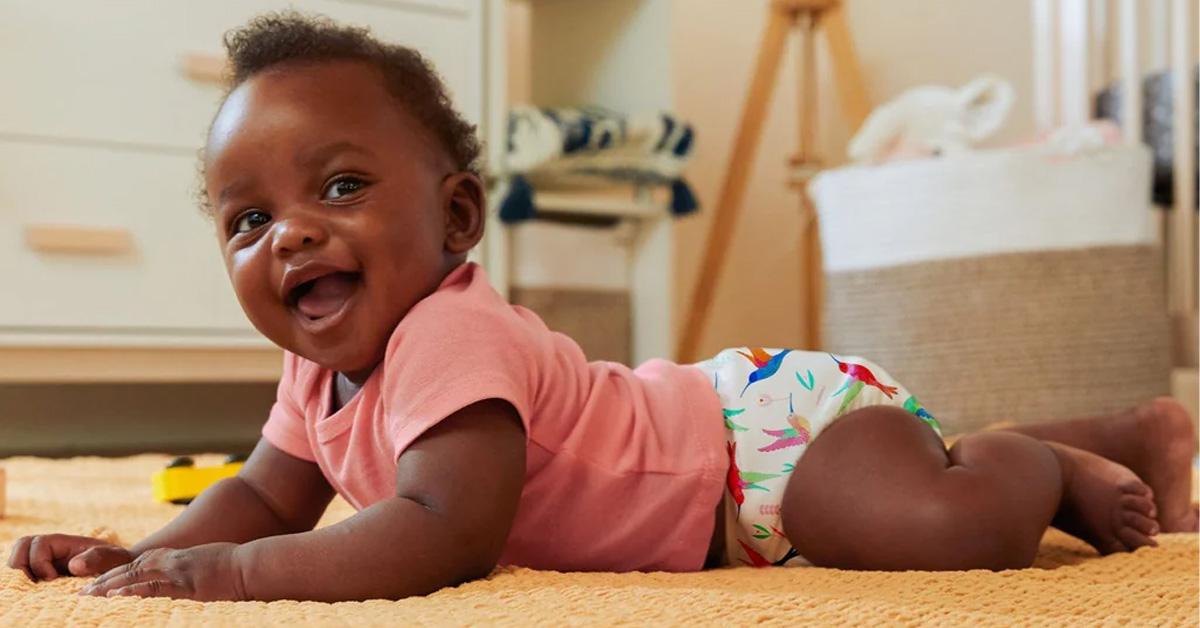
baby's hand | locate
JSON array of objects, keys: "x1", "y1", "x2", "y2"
[
  {"x1": 7, "y1": 534, "x2": 134, "y2": 581},
  {"x1": 81, "y1": 543, "x2": 245, "y2": 601}
]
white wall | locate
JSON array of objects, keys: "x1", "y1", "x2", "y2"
[{"x1": 529, "y1": 0, "x2": 673, "y2": 112}]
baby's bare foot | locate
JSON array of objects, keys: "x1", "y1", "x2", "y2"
[
  {"x1": 1122, "y1": 398, "x2": 1198, "y2": 533},
  {"x1": 1048, "y1": 442, "x2": 1160, "y2": 554}
]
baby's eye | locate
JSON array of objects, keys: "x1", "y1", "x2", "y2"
[
  {"x1": 322, "y1": 177, "x2": 367, "y2": 201},
  {"x1": 233, "y1": 210, "x2": 270, "y2": 234}
]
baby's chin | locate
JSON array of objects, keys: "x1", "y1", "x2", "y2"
[
  {"x1": 291, "y1": 338, "x2": 385, "y2": 381},
  {"x1": 252, "y1": 316, "x2": 383, "y2": 380}
]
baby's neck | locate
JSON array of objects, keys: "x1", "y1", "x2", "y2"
[{"x1": 331, "y1": 370, "x2": 368, "y2": 412}]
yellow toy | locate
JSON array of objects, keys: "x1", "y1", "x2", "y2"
[{"x1": 152, "y1": 455, "x2": 246, "y2": 505}]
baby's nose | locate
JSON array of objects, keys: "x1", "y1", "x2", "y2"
[{"x1": 271, "y1": 216, "x2": 328, "y2": 256}]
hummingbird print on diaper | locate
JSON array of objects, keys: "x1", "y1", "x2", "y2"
[{"x1": 736, "y1": 348, "x2": 792, "y2": 397}]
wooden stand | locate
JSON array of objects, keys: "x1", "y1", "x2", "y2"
[{"x1": 676, "y1": 0, "x2": 869, "y2": 362}]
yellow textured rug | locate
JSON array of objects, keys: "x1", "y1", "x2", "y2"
[{"x1": 0, "y1": 455, "x2": 1196, "y2": 626}]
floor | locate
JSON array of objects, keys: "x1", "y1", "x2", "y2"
[{"x1": 0, "y1": 383, "x2": 271, "y2": 457}]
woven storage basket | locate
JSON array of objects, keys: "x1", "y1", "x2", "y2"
[{"x1": 810, "y1": 146, "x2": 1170, "y2": 434}]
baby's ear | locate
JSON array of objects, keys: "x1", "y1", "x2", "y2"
[{"x1": 440, "y1": 172, "x2": 487, "y2": 255}]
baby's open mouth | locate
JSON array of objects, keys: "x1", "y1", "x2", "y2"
[{"x1": 288, "y1": 271, "x2": 362, "y2": 321}]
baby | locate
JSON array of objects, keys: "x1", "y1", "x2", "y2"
[{"x1": 7, "y1": 13, "x2": 1197, "y2": 602}]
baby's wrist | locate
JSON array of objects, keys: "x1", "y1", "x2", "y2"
[
  {"x1": 229, "y1": 542, "x2": 255, "y2": 601},
  {"x1": 124, "y1": 542, "x2": 147, "y2": 560}
]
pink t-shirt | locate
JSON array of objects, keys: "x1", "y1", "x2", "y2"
[{"x1": 262, "y1": 262, "x2": 726, "y2": 572}]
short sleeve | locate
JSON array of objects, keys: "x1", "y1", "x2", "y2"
[
  {"x1": 380, "y1": 285, "x2": 538, "y2": 460},
  {"x1": 261, "y1": 352, "x2": 317, "y2": 462}
]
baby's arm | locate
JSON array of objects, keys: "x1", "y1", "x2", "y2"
[
  {"x1": 133, "y1": 440, "x2": 336, "y2": 551},
  {"x1": 82, "y1": 399, "x2": 526, "y2": 601},
  {"x1": 7, "y1": 440, "x2": 334, "y2": 581}
]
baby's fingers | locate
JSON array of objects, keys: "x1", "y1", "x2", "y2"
[
  {"x1": 6, "y1": 536, "x2": 36, "y2": 581},
  {"x1": 28, "y1": 536, "x2": 61, "y2": 581},
  {"x1": 69, "y1": 546, "x2": 133, "y2": 577},
  {"x1": 106, "y1": 579, "x2": 187, "y2": 599},
  {"x1": 82, "y1": 560, "x2": 146, "y2": 597}
]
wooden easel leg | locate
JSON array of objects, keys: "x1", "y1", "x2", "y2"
[
  {"x1": 794, "y1": 12, "x2": 817, "y2": 165},
  {"x1": 678, "y1": 0, "x2": 869, "y2": 361},
  {"x1": 800, "y1": 200, "x2": 823, "y2": 349},
  {"x1": 796, "y1": 13, "x2": 823, "y2": 351},
  {"x1": 801, "y1": 2, "x2": 867, "y2": 346},
  {"x1": 818, "y1": 3, "x2": 870, "y2": 131},
  {"x1": 676, "y1": 7, "x2": 794, "y2": 362}
]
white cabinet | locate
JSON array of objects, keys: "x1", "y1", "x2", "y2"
[
  {"x1": 0, "y1": 0, "x2": 493, "y2": 381},
  {"x1": 0, "y1": 0, "x2": 484, "y2": 150},
  {"x1": 0, "y1": 143, "x2": 239, "y2": 334}
]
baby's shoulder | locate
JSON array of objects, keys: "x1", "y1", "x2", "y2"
[{"x1": 394, "y1": 266, "x2": 550, "y2": 348}]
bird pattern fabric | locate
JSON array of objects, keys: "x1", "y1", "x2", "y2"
[{"x1": 695, "y1": 348, "x2": 942, "y2": 567}]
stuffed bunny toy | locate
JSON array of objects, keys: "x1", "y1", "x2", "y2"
[{"x1": 847, "y1": 75, "x2": 1015, "y2": 163}]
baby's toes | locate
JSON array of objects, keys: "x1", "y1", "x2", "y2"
[
  {"x1": 1119, "y1": 492, "x2": 1157, "y2": 519},
  {"x1": 1116, "y1": 524, "x2": 1157, "y2": 551},
  {"x1": 1118, "y1": 478, "x2": 1154, "y2": 498},
  {"x1": 1123, "y1": 510, "x2": 1160, "y2": 537}
]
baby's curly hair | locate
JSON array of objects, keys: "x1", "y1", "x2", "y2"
[{"x1": 219, "y1": 11, "x2": 481, "y2": 174}]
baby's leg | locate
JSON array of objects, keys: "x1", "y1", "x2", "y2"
[
  {"x1": 999, "y1": 398, "x2": 1197, "y2": 532},
  {"x1": 781, "y1": 406, "x2": 1158, "y2": 570}
]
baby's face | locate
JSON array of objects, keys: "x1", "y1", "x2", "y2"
[{"x1": 204, "y1": 60, "x2": 455, "y2": 381}]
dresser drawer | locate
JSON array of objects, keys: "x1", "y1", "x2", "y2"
[
  {"x1": 0, "y1": 0, "x2": 482, "y2": 151},
  {"x1": 0, "y1": 139, "x2": 252, "y2": 335}
]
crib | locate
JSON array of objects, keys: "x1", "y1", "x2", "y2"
[{"x1": 1032, "y1": 0, "x2": 1198, "y2": 372}]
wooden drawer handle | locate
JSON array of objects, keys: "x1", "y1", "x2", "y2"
[
  {"x1": 25, "y1": 225, "x2": 134, "y2": 256},
  {"x1": 181, "y1": 52, "x2": 228, "y2": 85}
]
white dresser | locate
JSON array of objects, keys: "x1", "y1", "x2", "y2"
[{"x1": 0, "y1": 0, "x2": 497, "y2": 382}]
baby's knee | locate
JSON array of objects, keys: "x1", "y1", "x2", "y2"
[
  {"x1": 933, "y1": 432, "x2": 1063, "y2": 568},
  {"x1": 948, "y1": 431, "x2": 1062, "y2": 509},
  {"x1": 866, "y1": 467, "x2": 1046, "y2": 571},
  {"x1": 917, "y1": 488, "x2": 1041, "y2": 570},
  {"x1": 785, "y1": 425, "x2": 1054, "y2": 571}
]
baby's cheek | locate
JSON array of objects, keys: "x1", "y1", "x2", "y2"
[{"x1": 227, "y1": 260, "x2": 284, "y2": 333}]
